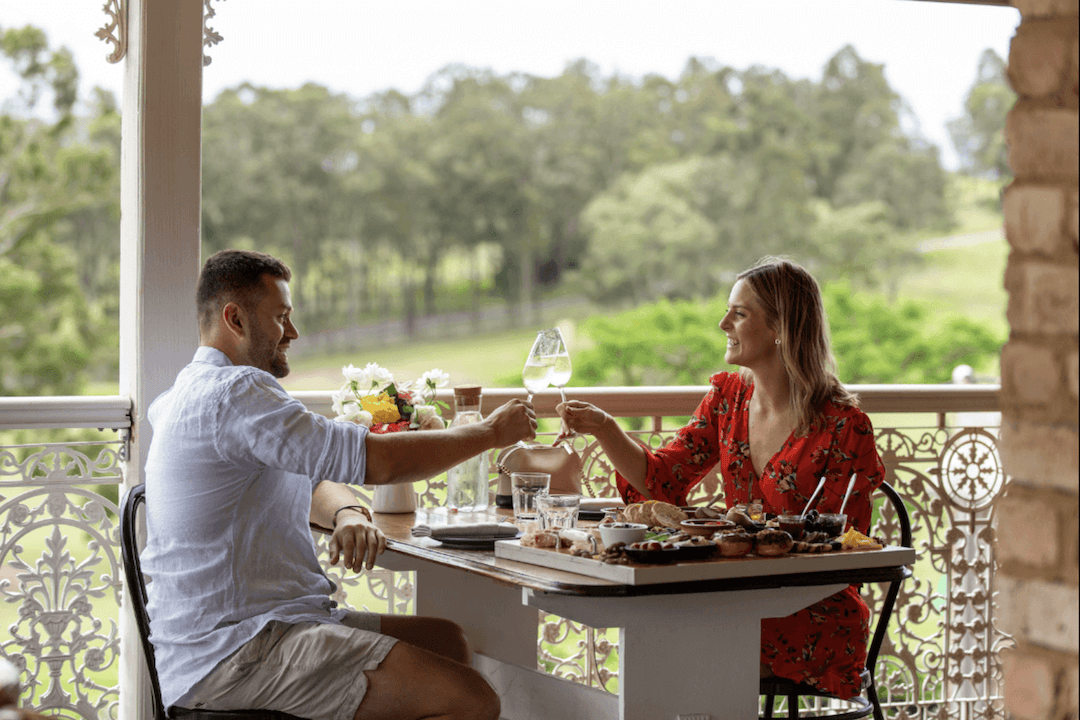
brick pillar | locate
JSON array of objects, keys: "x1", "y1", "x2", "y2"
[{"x1": 1000, "y1": 2, "x2": 1079, "y2": 719}]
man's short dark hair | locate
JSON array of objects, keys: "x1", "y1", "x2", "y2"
[{"x1": 196, "y1": 250, "x2": 292, "y2": 333}]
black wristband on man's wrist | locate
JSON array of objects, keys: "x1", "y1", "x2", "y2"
[{"x1": 333, "y1": 504, "x2": 372, "y2": 527}]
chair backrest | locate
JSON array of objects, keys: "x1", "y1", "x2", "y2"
[
  {"x1": 866, "y1": 480, "x2": 913, "y2": 674},
  {"x1": 120, "y1": 483, "x2": 168, "y2": 720}
]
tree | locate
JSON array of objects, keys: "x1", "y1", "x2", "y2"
[
  {"x1": 825, "y1": 284, "x2": 1003, "y2": 384},
  {"x1": 810, "y1": 45, "x2": 904, "y2": 202},
  {"x1": 1, "y1": 25, "x2": 116, "y2": 395},
  {"x1": 569, "y1": 283, "x2": 1004, "y2": 388},
  {"x1": 948, "y1": 49, "x2": 1013, "y2": 179},
  {"x1": 832, "y1": 136, "x2": 951, "y2": 231},
  {"x1": 201, "y1": 83, "x2": 363, "y2": 330},
  {"x1": 579, "y1": 150, "x2": 814, "y2": 305},
  {"x1": 572, "y1": 296, "x2": 730, "y2": 387},
  {"x1": 421, "y1": 67, "x2": 534, "y2": 320},
  {"x1": 579, "y1": 158, "x2": 715, "y2": 304},
  {"x1": 805, "y1": 200, "x2": 922, "y2": 296}
]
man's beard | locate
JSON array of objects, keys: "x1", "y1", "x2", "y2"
[
  {"x1": 269, "y1": 348, "x2": 289, "y2": 379},
  {"x1": 251, "y1": 324, "x2": 290, "y2": 378}
]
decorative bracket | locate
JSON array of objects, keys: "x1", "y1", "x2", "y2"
[
  {"x1": 95, "y1": 0, "x2": 128, "y2": 64},
  {"x1": 203, "y1": 0, "x2": 226, "y2": 67},
  {"x1": 118, "y1": 428, "x2": 132, "y2": 463}
]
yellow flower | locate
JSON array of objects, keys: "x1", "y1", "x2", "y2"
[{"x1": 360, "y1": 392, "x2": 401, "y2": 424}]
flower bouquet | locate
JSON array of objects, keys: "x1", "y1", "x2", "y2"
[{"x1": 332, "y1": 363, "x2": 450, "y2": 433}]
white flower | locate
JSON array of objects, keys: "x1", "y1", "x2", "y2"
[
  {"x1": 418, "y1": 413, "x2": 445, "y2": 431},
  {"x1": 415, "y1": 405, "x2": 444, "y2": 430},
  {"x1": 418, "y1": 368, "x2": 450, "y2": 401},
  {"x1": 413, "y1": 404, "x2": 439, "y2": 422},
  {"x1": 335, "y1": 401, "x2": 372, "y2": 428},
  {"x1": 334, "y1": 400, "x2": 361, "y2": 421},
  {"x1": 331, "y1": 385, "x2": 354, "y2": 417},
  {"x1": 342, "y1": 364, "x2": 368, "y2": 384},
  {"x1": 363, "y1": 362, "x2": 394, "y2": 392},
  {"x1": 420, "y1": 368, "x2": 450, "y2": 389}
]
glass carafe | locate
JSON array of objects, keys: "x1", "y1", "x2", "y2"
[{"x1": 446, "y1": 385, "x2": 490, "y2": 511}]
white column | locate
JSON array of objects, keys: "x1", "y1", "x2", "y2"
[{"x1": 118, "y1": 1, "x2": 204, "y2": 717}]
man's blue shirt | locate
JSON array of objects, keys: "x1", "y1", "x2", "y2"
[{"x1": 141, "y1": 347, "x2": 368, "y2": 709}]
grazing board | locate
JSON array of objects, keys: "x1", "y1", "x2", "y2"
[{"x1": 494, "y1": 540, "x2": 915, "y2": 586}]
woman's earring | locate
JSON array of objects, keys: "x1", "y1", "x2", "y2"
[{"x1": 775, "y1": 339, "x2": 781, "y2": 345}]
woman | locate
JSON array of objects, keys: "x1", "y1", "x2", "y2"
[{"x1": 557, "y1": 258, "x2": 884, "y2": 699}]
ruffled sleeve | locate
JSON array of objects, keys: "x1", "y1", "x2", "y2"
[{"x1": 615, "y1": 372, "x2": 743, "y2": 505}]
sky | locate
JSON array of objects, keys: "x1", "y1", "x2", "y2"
[{"x1": 1, "y1": 0, "x2": 1019, "y2": 169}]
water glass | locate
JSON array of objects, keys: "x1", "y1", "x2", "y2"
[
  {"x1": 538, "y1": 493, "x2": 580, "y2": 530},
  {"x1": 511, "y1": 472, "x2": 550, "y2": 521}
]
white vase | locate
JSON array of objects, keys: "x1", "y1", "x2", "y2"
[{"x1": 372, "y1": 483, "x2": 418, "y2": 514}]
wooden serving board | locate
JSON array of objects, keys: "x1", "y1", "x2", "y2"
[{"x1": 494, "y1": 540, "x2": 916, "y2": 586}]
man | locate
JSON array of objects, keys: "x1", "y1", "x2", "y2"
[{"x1": 141, "y1": 249, "x2": 536, "y2": 720}]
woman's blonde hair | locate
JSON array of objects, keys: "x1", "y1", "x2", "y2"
[{"x1": 736, "y1": 257, "x2": 857, "y2": 434}]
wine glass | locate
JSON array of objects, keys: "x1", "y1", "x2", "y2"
[
  {"x1": 546, "y1": 328, "x2": 580, "y2": 445},
  {"x1": 521, "y1": 330, "x2": 555, "y2": 402}
]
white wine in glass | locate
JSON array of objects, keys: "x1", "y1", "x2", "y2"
[
  {"x1": 522, "y1": 331, "x2": 554, "y2": 402},
  {"x1": 547, "y1": 353, "x2": 572, "y2": 391},
  {"x1": 546, "y1": 328, "x2": 579, "y2": 445}
]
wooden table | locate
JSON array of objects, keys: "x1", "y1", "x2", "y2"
[{"x1": 370, "y1": 508, "x2": 914, "y2": 720}]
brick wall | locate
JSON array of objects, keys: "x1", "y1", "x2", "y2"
[{"x1": 1000, "y1": 1, "x2": 1080, "y2": 719}]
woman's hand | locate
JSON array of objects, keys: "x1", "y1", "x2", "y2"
[
  {"x1": 556, "y1": 400, "x2": 650, "y2": 496},
  {"x1": 555, "y1": 400, "x2": 612, "y2": 440},
  {"x1": 329, "y1": 512, "x2": 387, "y2": 572}
]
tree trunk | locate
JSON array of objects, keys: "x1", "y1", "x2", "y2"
[
  {"x1": 403, "y1": 275, "x2": 417, "y2": 338},
  {"x1": 422, "y1": 249, "x2": 438, "y2": 316}
]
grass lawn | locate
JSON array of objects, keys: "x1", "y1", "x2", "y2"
[
  {"x1": 281, "y1": 325, "x2": 555, "y2": 392},
  {"x1": 898, "y1": 235, "x2": 1009, "y2": 339}
]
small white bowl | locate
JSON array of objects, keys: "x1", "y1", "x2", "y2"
[{"x1": 598, "y1": 522, "x2": 648, "y2": 548}]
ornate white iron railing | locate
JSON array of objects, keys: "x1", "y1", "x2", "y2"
[{"x1": 0, "y1": 386, "x2": 1007, "y2": 719}]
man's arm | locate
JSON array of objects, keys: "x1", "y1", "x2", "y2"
[
  {"x1": 311, "y1": 480, "x2": 385, "y2": 571},
  {"x1": 362, "y1": 398, "x2": 536, "y2": 486}
]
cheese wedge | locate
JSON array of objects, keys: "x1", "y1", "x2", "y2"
[{"x1": 839, "y1": 527, "x2": 884, "y2": 550}]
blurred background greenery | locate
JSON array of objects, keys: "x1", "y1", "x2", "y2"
[{"x1": 2, "y1": 22, "x2": 1011, "y2": 397}]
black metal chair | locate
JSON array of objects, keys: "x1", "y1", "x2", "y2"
[
  {"x1": 760, "y1": 480, "x2": 913, "y2": 720},
  {"x1": 120, "y1": 483, "x2": 306, "y2": 720}
]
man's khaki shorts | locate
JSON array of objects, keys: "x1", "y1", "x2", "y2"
[{"x1": 177, "y1": 612, "x2": 396, "y2": 720}]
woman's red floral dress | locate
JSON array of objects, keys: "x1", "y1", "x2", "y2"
[{"x1": 615, "y1": 372, "x2": 885, "y2": 699}]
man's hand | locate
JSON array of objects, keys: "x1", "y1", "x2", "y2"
[
  {"x1": 484, "y1": 398, "x2": 538, "y2": 447},
  {"x1": 329, "y1": 511, "x2": 386, "y2": 572}
]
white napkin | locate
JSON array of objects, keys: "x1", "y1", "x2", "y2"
[
  {"x1": 579, "y1": 497, "x2": 625, "y2": 512},
  {"x1": 411, "y1": 522, "x2": 520, "y2": 539}
]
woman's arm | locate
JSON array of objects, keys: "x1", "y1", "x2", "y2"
[
  {"x1": 558, "y1": 400, "x2": 652, "y2": 498},
  {"x1": 560, "y1": 375, "x2": 731, "y2": 504}
]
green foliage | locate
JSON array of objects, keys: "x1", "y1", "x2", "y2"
[
  {"x1": 825, "y1": 284, "x2": 1004, "y2": 384},
  {"x1": 1, "y1": 25, "x2": 116, "y2": 394},
  {"x1": 1, "y1": 24, "x2": 1006, "y2": 399},
  {"x1": 569, "y1": 283, "x2": 1004, "y2": 387},
  {"x1": 0, "y1": 239, "x2": 99, "y2": 394},
  {"x1": 196, "y1": 44, "x2": 960, "y2": 321},
  {"x1": 575, "y1": 45, "x2": 954, "y2": 306},
  {"x1": 0, "y1": 24, "x2": 78, "y2": 116},
  {"x1": 948, "y1": 49, "x2": 1014, "y2": 180},
  {"x1": 806, "y1": 200, "x2": 923, "y2": 292},
  {"x1": 572, "y1": 296, "x2": 732, "y2": 387}
]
